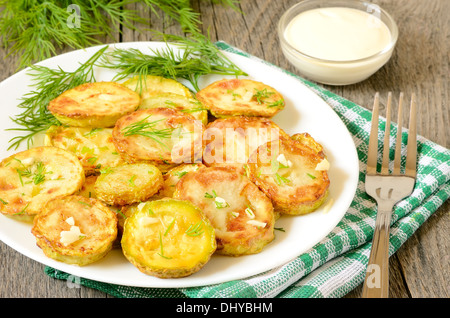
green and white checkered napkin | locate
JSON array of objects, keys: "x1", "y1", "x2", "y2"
[{"x1": 45, "y1": 42, "x2": 450, "y2": 298}]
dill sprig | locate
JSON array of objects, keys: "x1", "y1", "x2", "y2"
[
  {"x1": 99, "y1": 33, "x2": 247, "y2": 92},
  {"x1": 6, "y1": 46, "x2": 108, "y2": 150},
  {"x1": 0, "y1": 1, "x2": 140, "y2": 70},
  {"x1": 0, "y1": 0, "x2": 242, "y2": 70},
  {"x1": 121, "y1": 115, "x2": 174, "y2": 148}
]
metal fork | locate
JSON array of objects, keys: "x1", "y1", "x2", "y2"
[{"x1": 361, "y1": 92, "x2": 417, "y2": 298}]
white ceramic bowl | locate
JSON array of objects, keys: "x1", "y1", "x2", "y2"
[{"x1": 278, "y1": 0, "x2": 398, "y2": 85}]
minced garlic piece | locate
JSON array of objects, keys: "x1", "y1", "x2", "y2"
[
  {"x1": 65, "y1": 217, "x2": 75, "y2": 226},
  {"x1": 214, "y1": 196, "x2": 229, "y2": 208},
  {"x1": 247, "y1": 220, "x2": 267, "y2": 228},
  {"x1": 139, "y1": 216, "x2": 160, "y2": 226},
  {"x1": 277, "y1": 153, "x2": 292, "y2": 168},
  {"x1": 242, "y1": 90, "x2": 254, "y2": 102},
  {"x1": 315, "y1": 158, "x2": 330, "y2": 171},
  {"x1": 60, "y1": 217, "x2": 86, "y2": 246},
  {"x1": 245, "y1": 207, "x2": 255, "y2": 219},
  {"x1": 21, "y1": 157, "x2": 35, "y2": 166},
  {"x1": 60, "y1": 225, "x2": 86, "y2": 246},
  {"x1": 137, "y1": 202, "x2": 147, "y2": 211}
]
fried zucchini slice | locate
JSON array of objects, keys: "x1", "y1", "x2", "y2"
[
  {"x1": 139, "y1": 93, "x2": 208, "y2": 125},
  {"x1": 203, "y1": 116, "x2": 290, "y2": 173},
  {"x1": 31, "y1": 195, "x2": 117, "y2": 266},
  {"x1": 122, "y1": 75, "x2": 192, "y2": 98},
  {"x1": 121, "y1": 199, "x2": 216, "y2": 278},
  {"x1": 196, "y1": 78, "x2": 284, "y2": 118},
  {"x1": 45, "y1": 125, "x2": 126, "y2": 175},
  {"x1": 77, "y1": 175, "x2": 126, "y2": 246},
  {"x1": 247, "y1": 137, "x2": 330, "y2": 215},
  {"x1": 112, "y1": 107, "x2": 205, "y2": 172},
  {"x1": 48, "y1": 82, "x2": 140, "y2": 128},
  {"x1": 0, "y1": 146, "x2": 84, "y2": 222},
  {"x1": 94, "y1": 163, "x2": 163, "y2": 206},
  {"x1": 157, "y1": 163, "x2": 206, "y2": 199},
  {"x1": 173, "y1": 166, "x2": 275, "y2": 256}
]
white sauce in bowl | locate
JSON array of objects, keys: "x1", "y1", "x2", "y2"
[{"x1": 284, "y1": 7, "x2": 392, "y2": 61}]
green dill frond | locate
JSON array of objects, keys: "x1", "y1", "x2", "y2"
[
  {"x1": 6, "y1": 45, "x2": 108, "y2": 150},
  {"x1": 99, "y1": 32, "x2": 247, "y2": 91}
]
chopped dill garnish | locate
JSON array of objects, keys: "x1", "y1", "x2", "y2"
[
  {"x1": 83, "y1": 128, "x2": 103, "y2": 137},
  {"x1": 129, "y1": 175, "x2": 137, "y2": 187},
  {"x1": 78, "y1": 201, "x2": 92, "y2": 208},
  {"x1": 253, "y1": 88, "x2": 275, "y2": 104},
  {"x1": 157, "y1": 231, "x2": 172, "y2": 259},
  {"x1": 164, "y1": 218, "x2": 176, "y2": 236},
  {"x1": 121, "y1": 115, "x2": 174, "y2": 148},
  {"x1": 14, "y1": 203, "x2": 29, "y2": 215},
  {"x1": 274, "y1": 173, "x2": 290, "y2": 185},
  {"x1": 267, "y1": 99, "x2": 285, "y2": 108},
  {"x1": 15, "y1": 161, "x2": 51, "y2": 185},
  {"x1": 174, "y1": 171, "x2": 188, "y2": 178},
  {"x1": 185, "y1": 221, "x2": 204, "y2": 237}
]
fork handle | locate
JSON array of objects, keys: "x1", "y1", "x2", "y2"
[{"x1": 362, "y1": 206, "x2": 393, "y2": 298}]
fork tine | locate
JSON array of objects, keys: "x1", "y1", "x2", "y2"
[
  {"x1": 405, "y1": 93, "x2": 417, "y2": 177},
  {"x1": 393, "y1": 93, "x2": 404, "y2": 175},
  {"x1": 367, "y1": 93, "x2": 380, "y2": 175},
  {"x1": 381, "y1": 92, "x2": 392, "y2": 175}
]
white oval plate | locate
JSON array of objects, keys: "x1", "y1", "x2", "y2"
[{"x1": 0, "y1": 42, "x2": 359, "y2": 288}]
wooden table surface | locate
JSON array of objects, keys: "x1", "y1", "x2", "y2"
[{"x1": 0, "y1": 0, "x2": 448, "y2": 298}]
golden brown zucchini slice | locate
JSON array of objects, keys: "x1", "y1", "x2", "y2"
[
  {"x1": 139, "y1": 92, "x2": 208, "y2": 125},
  {"x1": 48, "y1": 82, "x2": 140, "y2": 128},
  {"x1": 31, "y1": 195, "x2": 117, "y2": 266},
  {"x1": 76, "y1": 175, "x2": 127, "y2": 246},
  {"x1": 94, "y1": 163, "x2": 163, "y2": 206},
  {"x1": 45, "y1": 125, "x2": 126, "y2": 175},
  {"x1": 112, "y1": 107, "x2": 205, "y2": 172},
  {"x1": 0, "y1": 146, "x2": 84, "y2": 222},
  {"x1": 173, "y1": 166, "x2": 275, "y2": 256},
  {"x1": 196, "y1": 78, "x2": 284, "y2": 118},
  {"x1": 203, "y1": 116, "x2": 289, "y2": 173},
  {"x1": 121, "y1": 199, "x2": 216, "y2": 278},
  {"x1": 122, "y1": 75, "x2": 192, "y2": 97},
  {"x1": 247, "y1": 137, "x2": 330, "y2": 215}
]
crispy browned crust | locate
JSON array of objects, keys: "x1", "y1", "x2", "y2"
[
  {"x1": 94, "y1": 163, "x2": 163, "y2": 206},
  {"x1": 173, "y1": 166, "x2": 275, "y2": 256},
  {"x1": 202, "y1": 116, "x2": 290, "y2": 173},
  {"x1": 248, "y1": 137, "x2": 330, "y2": 216},
  {"x1": 0, "y1": 146, "x2": 85, "y2": 222},
  {"x1": 196, "y1": 78, "x2": 285, "y2": 118},
  {"x1": 45, "y1": 125, "x2": 126, "y2": 176},
  {"x1": 31, "y1": 195, "x2": 117, "y2": 266},
  {"x1": 48, "y1": 82, "x2": 140, "y2": 127},
  {"x1": 112, "y1": 107, "x2": 205, "y2": 172}
]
